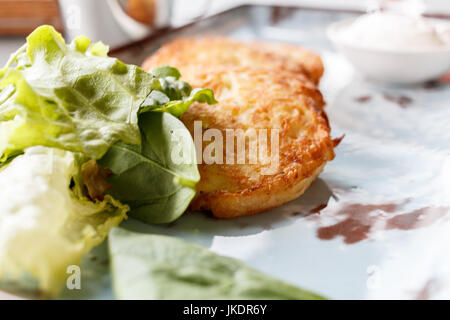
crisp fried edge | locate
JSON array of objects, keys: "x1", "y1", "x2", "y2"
[
  {"x1": 191, "y1": 163, "x2": 327, "y2": 218},
  {"x1": 142, "y1": 38, "x2": 337, "y2": 218},
  {"x1": 142, "y1": 37, "x2": 325, "y2": 85}
]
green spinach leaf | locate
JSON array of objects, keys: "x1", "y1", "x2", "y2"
[
  {"x1": 98, "y1": 112, "x2": 200, "y2": 224},
  {"x1": 108, "y1": 228, "x2": 326, "y2": 300}
]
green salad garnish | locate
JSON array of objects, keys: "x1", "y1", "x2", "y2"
[
  {"x1": 109, "y1": 228, "x2": 326, "y2": 300},
  {"x1": 0, "y1": 147, "x2": 128, "y2": 297},
  {"x1": 0, "y1": 26, "x2": 324, "y2": 300},
  {"x1": 0, "y1": 25, "x2": 215, "y2": 162},
  {"x1": 0, "y1": 25, "x2": 216, "y2": 226},
  {"x1": 0, "y1": 25, "x2": 216, "y2": 296}
]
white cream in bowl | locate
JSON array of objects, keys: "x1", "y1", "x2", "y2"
[
  {"x1": 327, "y1": 12, "x2": 450, "y2": 83},
  {"x1": 339, "y1": 12, "x2": 449, "y2": 50}
]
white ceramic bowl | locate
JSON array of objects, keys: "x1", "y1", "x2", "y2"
[{"x1": 327, "y1": 17, "x2": 450, "y2": 84}]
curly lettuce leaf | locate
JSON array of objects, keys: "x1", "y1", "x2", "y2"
[
  {"x1": 0, "y1": 26, "x2": 215, "y2": 164},
  {"x1": 0, "y1": 26, "x2": 160, "y2": 161},
  {"x1": 109, "y1": 228, "x2": 326, "y2": 300},
  {"x1": 150, "y1": 65, "x2": 181, "y2": 79},
  {"x1": 0, "y1": 147, "x2": 129, "y2": 297},
  {"x1": 140, "y1": 87, "x2": 217, "y2": 117},
  {"x1": 140, "y1": 65, "x2": 217, "y2": 117}
]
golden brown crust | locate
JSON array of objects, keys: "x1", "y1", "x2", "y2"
[
  {"x1": 142, "y1": 37, "x2": 325, "y2": 85},
  {"x1": 142, "y1": 38, "x2": 335, "y2": 218}
]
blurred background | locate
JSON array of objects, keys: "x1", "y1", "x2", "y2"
[{"x1": 1, "y1": 0, "x2": 450, "y2": 65}]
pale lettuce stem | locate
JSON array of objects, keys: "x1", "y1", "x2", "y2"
[{"x1": 3, "y1": 43, "x2": 27, "y2": 69}]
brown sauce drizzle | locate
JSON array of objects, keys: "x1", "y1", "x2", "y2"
[
  {"x1": 355, "y1": 95, "x2": 372, "y2": 103},
  {"x1": 316, "y1": 200, "x2": 449, "y2": 244},
  {"x1": 386, "y1": 206, "x2": 448, "y2": 231},
  {"x1": 383, "y1": 93, "x2": 413, "y2": 108},
  {"x1": 414, "y1": 279, "x2": 441, "y2": 300}
]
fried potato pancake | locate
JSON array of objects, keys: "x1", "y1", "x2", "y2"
[
  {"x1": 142, "y1": 37, "x2": 324, "y2": 85},
  {"x1": 143, "y1": 38, "x2": 336, "y2": 218}
]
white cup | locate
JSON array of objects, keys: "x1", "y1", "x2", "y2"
[{"x1": 58, "y1": 0, "x2": 178, "y2": 47}]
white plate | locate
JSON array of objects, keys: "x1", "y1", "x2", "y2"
[
  {"x1": 3, "y1": 6, "x2": 450, "y2": 300},
  {"x1": 57, "y1": 47, "x2": 450, "y2": 300}
]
